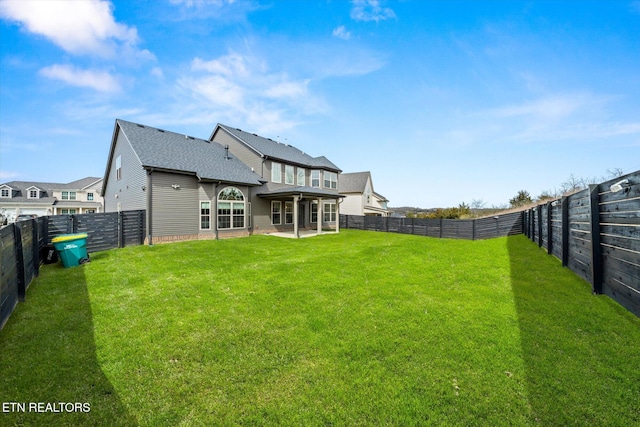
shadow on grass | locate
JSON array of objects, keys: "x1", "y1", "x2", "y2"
[
  {"x1": 507, "y1": 235, "x2": 640, "y2": 425},
  {"x1": 0, "y1": 261, "x2": 137, "y2": 426}
]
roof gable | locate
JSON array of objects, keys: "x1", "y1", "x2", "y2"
[
  {"x1": 114, "y1": 120, "x2": 262, "y2": 186},
  {"x1": 339, "y1": 172, "x2": 371, "y2": 193},
  {"x1": 214, "y1": 124, "x2": 341, "y2": 172}
]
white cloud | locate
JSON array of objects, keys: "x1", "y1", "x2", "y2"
[
  {"x1": 169, "y1": 0, "x2": 235, "y2": 6},
  {"x1": 174, "y1": 50, "x2": 327, "y2": 133},
  {"x1": 350, "y1": 0, "x2": 396, "y2": 22},
  {"x1": 0, "y1": 170, "x2": 21, "y2": 180},
  {"x1": 263, "y1": 80, "x2": 309, "y2": 100},
  {"x1": 333, "y1": 25, "x2": 351, "y2": 40},
  {"x1": 150, "y1": 67, "x2": 164, "y2": 79},
  {"x1": 0, "y1": 0, "x2": 150, "y2": 59},
  {"x1": 39, "y1": 64, "x2": 121, "y2": 93},
  {"x1": 192, "y1": 53, "x2": 251, "y2": 78}
]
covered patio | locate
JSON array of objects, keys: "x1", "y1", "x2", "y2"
[{"x1": 256, "y1": 186, "x2": 344, "y2": 239}]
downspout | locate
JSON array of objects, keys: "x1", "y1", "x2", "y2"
[
  {"x1": 147, "y1": 169, "x2": 153, "y2": 245},
  {"x1": 214, "y1": 181, "x2": 220, "y2": 240},
  {"x1": 337, "y1": 196, "x2": 344, "y2": 233}
]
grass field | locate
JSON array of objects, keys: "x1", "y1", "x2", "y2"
[{"x1": 1, "y1": 230, "x2": 639, "y2": 426}]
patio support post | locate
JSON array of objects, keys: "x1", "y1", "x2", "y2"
[
  {"x1": 293, "y1": 195, "x2": 301, "y2": 238},
  {"x1": 335, "y1": 198, "x2": 340, "y2": 233},
  {"x1": 317, "y1": 198, "x2": 323, "y2": 235}
]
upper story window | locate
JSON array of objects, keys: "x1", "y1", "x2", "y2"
[
  {"x1": 87, "y1": 192, "x2": 94, "y2": 201},
  {"x1": 116, "y1": 155, "x2": 122, "y2": 180},
  {"x1": 311, "y1": 170, "x2": 321, "y2": 188},
  {"x1": 271, "y1": 162, "x2": 282, "y2": 183},
  {"x1": 62, "y1": 191, "x2": 77, "y2": 200},
  {"x1": 285, "y1": 165, "x2": 295, "y2": 185},
  {"x1": 0, "y1": 188, "x2": 10, "y2": 198},
  {"x1": 28, "y1": 189, "x2": 39, "y2": 199},
  {"x1": 297, "y1": 168, "x2": 306, "y2": 186},
  {"x1": 324, "y1": 171, "x2": 337, "y2": 190}
]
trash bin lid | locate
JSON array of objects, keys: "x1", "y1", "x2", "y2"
[{"x1": 52, "y1": 233, "x2": 88, "y2": 243}]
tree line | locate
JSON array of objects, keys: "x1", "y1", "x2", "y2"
[{"x1": 400, "y1": 168, "x2": 625, "y2": 219}]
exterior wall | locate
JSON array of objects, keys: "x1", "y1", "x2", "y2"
[
  {"x1": 211, "y1": 131, "x2": 264, "y2": 175},
  {"x1": 363, "y1": 178, "x2": 373, "y2": 207},
  {"x1": 104, "y1": 129, "x2": 147, "y2": 212},
  {"x1": 340, "y1": 193, "x2": 364, "y2": 216},
  {"x1": 150, "y1": 172, "x2": 199, "y2": 238}
]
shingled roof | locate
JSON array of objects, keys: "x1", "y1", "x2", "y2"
[
  {"x1": 214, "y1": 124, "x2": 341, "y2": 172},
  {"x1": 113, "y1": 120, "x2": 263, "y2": 186},
  {"x1": 339, "y1": 171, "x2": 371, "y2": 193}
]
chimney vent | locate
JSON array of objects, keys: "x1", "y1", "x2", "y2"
[{"x1": 224, "y1": 145, "x2": 230, "y2": 159}]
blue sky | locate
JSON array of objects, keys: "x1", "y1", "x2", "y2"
[{"x1": 1, "y1": 0, "x2": 639, "y2": 208}]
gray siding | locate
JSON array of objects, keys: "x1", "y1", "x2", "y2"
[
  {"x1": 151, "y1": 172, "x2": 199, "y2": 237},
  {"x1": 212, "y1": 131, "x2": 264, "y2": 177},
  {"x1": 104, "y1": 130, "x2": 146, "y2": 212}
]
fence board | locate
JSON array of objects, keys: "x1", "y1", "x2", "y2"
[
  {"x1": 523, "y1": 170, "x2": 640, "y2": 316},
  {"x1": 0, "y1": 226, "x2": 19, "y2": 331},
  {"x1": 1, "y1": 210, "x2": 146, "y2": 332}
]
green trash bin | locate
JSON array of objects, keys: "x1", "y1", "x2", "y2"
[{"x1": 51, "y1": 233, "x2": 90, "y2": 268}]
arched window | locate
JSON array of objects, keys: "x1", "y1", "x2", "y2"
[{"x1": 218, "y1": 187, "x2": 245, "y2": 229}]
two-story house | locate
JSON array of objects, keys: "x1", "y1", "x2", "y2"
[
  {"x1": 209, "y1": 124, "x2": 343, "y2": 237},
  {"x1": 0, "y1": 177, "x2": 104, "y2": 222},
  {"x1": 339, "y1": 172, "x2": 389, "y2": 217},
  {"x1": 101, "y1": 119, "x2": 342, "y2": 243}
]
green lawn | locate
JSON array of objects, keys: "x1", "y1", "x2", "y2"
[{"x1": 1, "y1": 230, "x2": 639, "y2": 426}]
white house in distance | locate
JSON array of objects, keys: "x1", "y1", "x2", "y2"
[
  {"x1": 339, "y1": 171, "x2": 389, "y2": 217},
  {"x1": 0, "y1": 177, "x2": 104, "y2": 222}
]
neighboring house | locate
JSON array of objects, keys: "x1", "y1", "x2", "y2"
[
  {"x1": 210, "y1": 124, "x2": 343, "y2": 237},
  {"x1": 0, "y1": 177, "x2": 104, "y2": 222},
  {"x1": 101, "y1": 119, "x2": 343, "y2": 243},
  {"x1": 339, "y1": 171, "x2": 389, "y2": 217}
]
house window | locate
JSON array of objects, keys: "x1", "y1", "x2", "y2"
[
  {"x1": 311, "y1": 202, "x2": 318, "y2": 223},
  {"x1": 285, "y1": 201, "x2": 294, "y2": 224},
  {"x1": 116, "y1": 155, "x2": 122, "y2": 180},
  {"x1": 200, "y1": 201, "x2": 211, "y2": 230},
  {"x1": 62, "y1": 191, "x2": 77, "y2": 200},
  {"x1": 324, "y1": 171, "x2": 337, "y2": 189},
  {"x1": 285, "y1": 165, "x2": 295, "y2": 185},
  {"x1": 323, "y1": 202, "x2": 336, "y2": 222},
  {"x1": 84, "y1": 209, "x2": 96, "y2": 214},
  {"x1": 218, "y1": 187, "x2": 245, "y2": 229},
  {"x1": 0, "y1": 188, "x2": 9, "y2": 198},
  {"x1": 87, "y1": 192, "x2": 94, "y2": 201},
  {"x1": 311, "y1": 170, "x2": 321, "y2": 188},
  {"x1": 271, "y1": 162, "x2": 282, "y2": 183},
  {"x1": 297, "y1": 168, "x2": 306, "y2": 186},
  {"x1": 61, "y1": 209, "x2": 77, "y2": 214},
  {"x1": 271, "y1": 201, "x2": 282, "y2": 225},
  {"x1": 28, "y1": 189, "x2": 38, "y2": 199}
]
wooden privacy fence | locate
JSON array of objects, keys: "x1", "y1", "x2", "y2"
[
  {"x1": 523, "y1": 170, "x2": 640, "y2": 317},
  {"x1": 340, "y1": 210, "x2": 524, "y2": 240},
  {"x1": 0, "y1": 210, "x2": 145, "y2": 331}
]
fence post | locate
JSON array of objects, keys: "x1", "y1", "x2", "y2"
[
  {"x1": 43, "y1": 216, "x2": 49, "y2": 245},
  {"x1": 561, "y1": 196, "x2": 569, "y2": 267},
  {"x1": 547, "y1": 202, "x2": 553, "y2": 255},
  {"x1": 31, "y1": 218, "x2": 40, "y2": 278},
  {"x1": 472, "y1": 219, "x2": 476, "y2": 240},
  {"x1": 13, "y1": 224, "x2": 26, "y2": 302},
  {"x1": 589, "y1": 185, "x2": 603, "y2": 294},
  {"x1": 537, "y1": 205, "x2": 543, "y2": 247},
  {"x1": 139, "y1": 210, "x2": 145, "y2": 245},
  {"x1": 119, "y1": 211, "x2": 125, "y2": 248}
]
